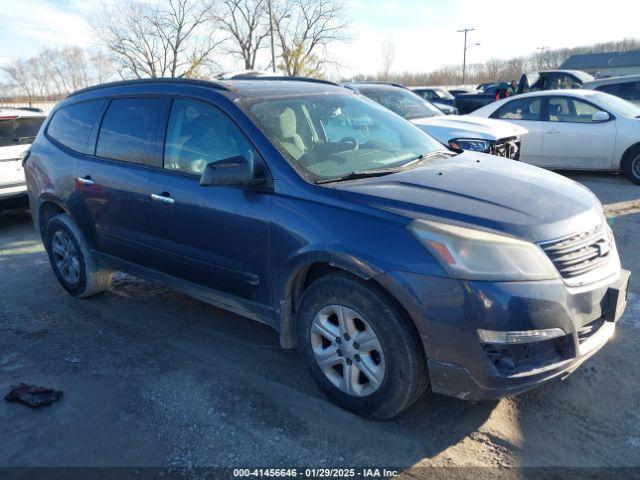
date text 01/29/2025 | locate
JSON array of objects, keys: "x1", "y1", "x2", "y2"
[{"x1": 232, "y1": 468, "x2": 400, "y2": 478}]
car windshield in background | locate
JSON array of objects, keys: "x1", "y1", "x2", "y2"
[
  {"x1": 592, "y1": 92, "x2": 640, "y2": 118},
  {"x1": 359, "y1": 88, "x2": 444, "y2": 120},
  {"x1": 0, "y1": 117, "x2": 45, "y2": 147},
  {"x1": 244, "y1": 93, "x2": 445, "y2": 182},
  {"x1": 433, "y1": 89, "x2": 455, "y2": 100}
]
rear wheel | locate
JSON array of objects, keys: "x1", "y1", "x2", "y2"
[
  {"x1": 623, "y1": 147, "x2": 640, "y2": 185},
  {"x1": 45, "y1": 214, "x2": 113, "y2": 298},
  {"x1": 296, "y1": 272, "x2": 429, "y2": 419}
]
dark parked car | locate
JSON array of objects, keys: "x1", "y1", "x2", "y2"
[
  {"x1": 25, "y1": 78, "x2": 629, "y2": 419},
  {"x1": 455, "y1": 70, "x2": 595, "y2": 114}
]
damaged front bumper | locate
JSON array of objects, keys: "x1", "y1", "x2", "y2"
[{"x1": 376, "y1": 268, "x2": 630, "y2": 401}]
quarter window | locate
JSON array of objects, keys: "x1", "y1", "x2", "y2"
[
  {"x1": 96, "y1": 98, "x2": 163, "y2": 164},
  {"x1": 163, "y1": 99, "x2": 256, "y2": 175},
  {"x1": 47, "y1": 100, "x2": 103, "y2": 153},
  {"x1": 496, "y1": 97, "x2": 542, "y2": 121}
]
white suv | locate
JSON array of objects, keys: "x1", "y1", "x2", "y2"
[{"x1": 0, "y1": 107, "x2": 46, "y2": 202}]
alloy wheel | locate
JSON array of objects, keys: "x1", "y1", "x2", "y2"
[
  {"x1": 310, "y1": 304, "x2": 385, "y2": 397},
  {"x1": 51, "y1": 230, "x2": 80, "y2": 285}
]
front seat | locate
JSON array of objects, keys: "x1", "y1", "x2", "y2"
[{"x1": 277, "y1": 108, "x2": 306, "y2": 160}]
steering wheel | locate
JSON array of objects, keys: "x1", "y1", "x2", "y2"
[{"x1": 338, "y1": 137, "x2": 359, "y2": 151}]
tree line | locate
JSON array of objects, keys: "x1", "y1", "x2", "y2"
[
  {"x1": 2, "y1": 0, "x2": 640, "y2": 103},
  {"x1": 361, "y1": 38, "x2": 640, "y2": 86},
  {"x1": 1, "y1": 0, "x2": 348, "y2": 102}
]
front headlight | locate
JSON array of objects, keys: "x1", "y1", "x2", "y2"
[
  {"x1": 449, "y1": 138, "x2": 491, "y2": 152},
  {"x1": 408, "y1": 219, "x2": 559, "y2": 281}
]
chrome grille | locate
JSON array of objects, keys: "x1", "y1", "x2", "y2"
[{"x1": 540, "y1": 225, "x2": 612, "y2": 279}]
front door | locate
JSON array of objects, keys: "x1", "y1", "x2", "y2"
[
  {"x1": 542, "y1": 96, "x2": 616, "y2": 169},
  {"x1": 146, "y1": 97, "x2": 272, "y2": 307},
  {"x1": 493, "y1": 96, "x2": 544, "y2": 165}
]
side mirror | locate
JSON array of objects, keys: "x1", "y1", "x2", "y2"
[
  {"x1": 592, "y1": 111, "x2": 610, "y2": 123},
  {"x1": 199, "y1": 155, "x2": 267, "y2": 187}
]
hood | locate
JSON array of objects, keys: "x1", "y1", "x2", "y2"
[
  {"x1": 334, "y1": 152, "x2": 601, "y2": 243},
  {"x1": 411, "y1": 115, "x2": 527, "y2": 145}
]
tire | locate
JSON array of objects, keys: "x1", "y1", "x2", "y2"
[
  {"x1": 44, "y1": 214, "x2": 113, "y2": 298},
  {"x1": 296, "y1": 272, "x2": 429, "y2": 419},
  {"x1": 622, "y1": 146, "x2": 640, "y2": 185}
]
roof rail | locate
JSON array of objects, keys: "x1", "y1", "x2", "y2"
[
  {"x1": 68, "y1": 77, "x2": 232, "y2": 97},
  {"x1": 225, "y1": 75, "x2": 341, "y2": 87}
]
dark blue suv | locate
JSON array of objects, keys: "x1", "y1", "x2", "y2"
[{"x1": 25, "y1": 78, "x2": 629, "y2": 419}]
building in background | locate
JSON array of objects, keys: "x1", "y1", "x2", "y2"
[{"x1": 560, "y1": 50, "x2": 640, "y2": 78}]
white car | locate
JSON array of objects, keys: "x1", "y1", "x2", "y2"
[
  {"x1": 472, "y1": 89, "x2": 640, "y2": 184},
  {"x1": 346, "y1": 83, "x2": 527, "y2": 159},
  {"x1": 1, "y1": 108, "x2": 46, "y2": 201}
]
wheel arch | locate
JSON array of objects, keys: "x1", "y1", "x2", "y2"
[
  {"x1": 36, "y1": 195, "x2": 69, "y2": 242},
  {"x1": 275, "y1": 252, "x2": 416, "y2": 350},
  {"x1": 620, "y1": 142, "x2": 640, "y2": 170}
]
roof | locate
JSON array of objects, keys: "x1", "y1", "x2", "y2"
[
  {"x1": 67, "y1": 77, "x2": 345, "y2": 101},
  {"x1": 583, "y1": 74, "x2": 640, "y2": 88},
  {"x1": 0, "y1": 107, "x2": 46, "y2": 118},
  {"x1": 560, "y1": 50, "x2": 640, "y2": 70}
]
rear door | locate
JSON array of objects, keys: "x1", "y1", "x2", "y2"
[
  {"x1": 541, "y1": 96, "x2": 616, "y2": 169},
  {"x1": 146, "y1": 96, "x2": 272, "y2": 307},
  {"x1": 74, "y1": 96, "x2": 166, "y2": 269},
  {"x1": 492, "y1": 96, "x2": 544, "y2": 165}
]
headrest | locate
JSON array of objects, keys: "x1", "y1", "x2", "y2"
[{"x1": 278, "y1": 108, "x2": 297, "y2": 139}]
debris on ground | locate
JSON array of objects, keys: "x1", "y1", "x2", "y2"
[{"x1": 4, "y1": 383, "x2": 63, "y2": 408}]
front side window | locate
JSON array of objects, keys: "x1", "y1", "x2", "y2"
[
  {"x1": 244, "y1": 93, "x2": 445, "y2": 182},
  {"x1": 96, "y1": 98, "x2": 163, "y2": 164},
  {"x1": 548, "y1": 97, "x2": 600, "y2": 123},
  {"x1": 47, "y1": 100, "x2": 103, "y2": 153},
  {"x1": 497, "y1": 97, "x2": 542, "y2": 121},
  {"x1": 164, "y1": 99, "x2": 256, "y2": 175},
  {"x1": 0, "y1": 116, "x2": 45, "y2": 148},
  {"x1": 360, "y1": 88, "x2": 443, "y2": 120}
]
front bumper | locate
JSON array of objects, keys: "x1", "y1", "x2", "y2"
[{"x1": 376, "y1": 268, "x2": 630, "y2": 401}]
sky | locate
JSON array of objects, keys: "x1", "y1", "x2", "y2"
[{"x1": 0, "y1": 0, "x2": 639, "y2": 78}]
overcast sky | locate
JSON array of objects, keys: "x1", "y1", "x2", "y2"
[{"x1": 1, "y1": 0, "x2": 638, "y2": 78}]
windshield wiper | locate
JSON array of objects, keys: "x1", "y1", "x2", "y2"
[{"x1": 315, "y1": 168, "x2": 402, "y2": 184}]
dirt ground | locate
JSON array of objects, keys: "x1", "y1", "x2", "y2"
[{"x1": 0, "y1": 172, "x2": 639, "y2": 474}]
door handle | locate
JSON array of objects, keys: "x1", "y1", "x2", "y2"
[
  {"x1": 546, "y1": 129, "x2": 560, "y2": 134},
  {"x1": 151, "y1": 192, "x2": 175, "y2": 205},
  {"x1": 77, "y1": 176, "x2": 94, "y2": 186}
]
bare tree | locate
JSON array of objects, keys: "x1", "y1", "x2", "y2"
[
  {"x1": 215, "y1": 0, "x2": 270, "y2": 70},
  {"x1": 380, "y1": 38, "x2": 396, "y2": 80},
  {"x1": 1, "y1": 59, "x2": 39, "y2": 103},
  {"x1": 93, "y1": 0, "x2": 223, "y2": 79},
  {"x1": 272, "y1": 0, "x2": 349, "y2": 77}
]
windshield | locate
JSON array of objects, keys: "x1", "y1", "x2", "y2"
[
  {"x1": 0, "y1": 116, "x2": 45, "y2": 147},
  {"x1": 359, "y1": 88, "x2": 444, "y2": 120},
  {"x1": 433, "y1": 89, "x2": 455, "y2": 100},
  {"x1": 591, "y1": 91, "x2": 640, "y2": 118},
  {"x1": 244, "y1": 93, "x2": 445, "y2": 182}
]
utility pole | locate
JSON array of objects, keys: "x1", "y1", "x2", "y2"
[
  {"x1": 537, "y1": 46, "x2": 549, "y2": 55},
  {"x1": 268, "y1": 0, "x2": 276, "y2": 73},
  {"x1": 458, "y1": 27, "x2": 475, "y2": 84}
]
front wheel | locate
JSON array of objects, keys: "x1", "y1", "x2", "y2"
[
  {"x1": 623, "y1": 148, "x2": 640, "y2": 185},
  {"x1": 296, "y1": 272, "x2": 429, "y2": 419}
]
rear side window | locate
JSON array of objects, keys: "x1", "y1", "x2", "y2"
[
  {"x1": 0, "y1": 116, "x2": 45, "y2": 147},
  {"x1": 47, "y1": 100, "x2": 103, "y2": 153},
  {"x1": 96, "y1": 98, "x2": 163, "y2": 164},
  {"x1": 619, "y1": 82, "x2": 640, "y2": 102},
  {"x1": 596, "y1": 84, "x2": 621, "y2": 96}
]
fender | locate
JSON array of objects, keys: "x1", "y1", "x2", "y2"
[{"x1": 273, "y1": 247, "x2": 385, "y2": 349}]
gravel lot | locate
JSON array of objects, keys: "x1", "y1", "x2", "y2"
[{"x1": 0, "y1": 172, "x2": 639, "y2": 473}]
